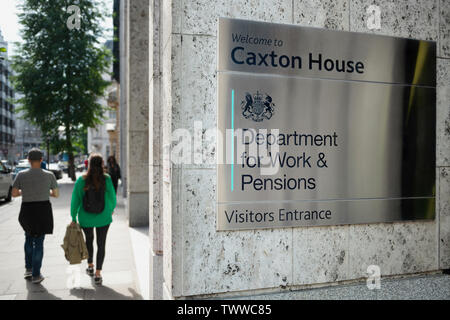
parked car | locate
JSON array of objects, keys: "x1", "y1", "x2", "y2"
[
  {"x1": 12, "y1": 162, "x2": 30, "y2": 180},
  {"x1": 76, "y1": 163, "x2": 85, "y2": 172},
  {"x1": 0, "y1": 162, "x2": 13, "y2": 202},
  {"x1": 1, "y1": 160, "x2": 12, "y2": 172},
  {"x1": 58, "y1": 161, "x2": 68, "y2": 173},
  {"x1": 48, "y1": 163, "x2": 63, "y2": 180}
]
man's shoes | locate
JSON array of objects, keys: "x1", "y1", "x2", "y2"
[
  {"x1": 32, "y1": 274, "x2": 44, "y2": 284},
  {"x1": 24, "y1": 269, "x2": 32, "y2": 279},
  {"x1": 443, "y1": 269, "x2": 450, "y2": 275}
]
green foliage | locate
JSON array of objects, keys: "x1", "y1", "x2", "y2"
[
  {"x1": 72, "y1": 125, "x2": 88, "y2": 155},
  {"x1": 41, "y1": 136, "x2": 65, "y2": 155},
  {"x1": 12, "y1": 0, "x2": 111, "y2": 173}
]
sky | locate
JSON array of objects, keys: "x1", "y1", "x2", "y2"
[{"x1": 0, "y1": 0, "x2": 114, "y2": 57}]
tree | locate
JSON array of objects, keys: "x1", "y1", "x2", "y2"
[{"x1": 12, "y1": 0, "x2": 111, "y2": 180}]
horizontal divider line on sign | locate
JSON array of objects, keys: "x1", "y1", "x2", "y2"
[
  {"x1": 216, "y1": 70, "x2": 437, "y2": 89},
  {"x1": 217, "y1": 196, "x2": 436, "y2": 205}
]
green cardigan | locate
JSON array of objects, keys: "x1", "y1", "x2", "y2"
[{"x1": 71, "y1": 174, "x2": 116, "y2": 228}]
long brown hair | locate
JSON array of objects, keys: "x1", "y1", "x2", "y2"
[
  {"x1": 107, "y1": 155, "x2": 117, "y2": 168},
  {"x1": 83, "y1": 153, "x2": 106, "y2": 191}
]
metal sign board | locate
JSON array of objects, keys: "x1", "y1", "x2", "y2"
[{"x1": 217, "y1": 18, "x2": 436, "y2": 231}]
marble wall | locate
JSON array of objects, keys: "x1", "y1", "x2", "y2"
[
  {"x1": 127, "y1": 0, "x2": 150, "y2": 227},
  {"x1": 119, "y1": 0, "x2": 128, "y2": 198},
  {"x1": 161, "y1": 0, "x2": 450, "y2": 298}
]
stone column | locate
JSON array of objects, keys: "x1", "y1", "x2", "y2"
[
  {"x1": 149, "y1": 0, "x2": 164, "y2": 300},
  {"x1": 160, "y1": 0, "x2": 175, "y2": 300},
  {"x1": 119, "y1": 0, "x2": 128, "y2": 198},
  {"x1": 127, "y1": 0, "x2": 150, "y2": 227}
]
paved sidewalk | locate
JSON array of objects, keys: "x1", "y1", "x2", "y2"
[
  {"x1": 0, "y1": 174, "x2": 142, "y2": 300},
  {"x1": 232, "y1": 273, "x2": 450, "y2": 300}
]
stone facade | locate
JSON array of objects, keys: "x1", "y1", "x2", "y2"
[
  {"x1": 127, "y1": 0, "x2": 150, "y2": 227},
  {"x1": 121, "y1": 0, "x2": 450, "y2": 299},
  {"x1": 119, "y1": 0, "x2": 129, "y2": 198}
]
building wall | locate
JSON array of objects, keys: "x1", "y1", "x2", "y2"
[
  {"x1": 0, "y1": 34, "x2": 16, "y2": 163},
  {"x1": 119, "y1": 0, "x2": 129, "y2": 198},
  {"x1": 161, "y1": 0, "x2": 450, "y2": 298},
  {"x1": 87, "y1": 84, "x2": 118, "y2": 160},
  {"x1": 112, "y1": 83, "x2": 121, "y2": 164},
  {"x1": 88, "y1": 124, "x2": 109, "y2": 157},
  {"x1": 126, "y1": 0, "x2": 150, "y2": 227},
  {"x1": 14, "y1": 108, "x2": 43, "y2": 160}
]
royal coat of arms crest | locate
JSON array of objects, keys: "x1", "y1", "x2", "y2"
[{"x1": 241, "y1": 91, "x2": 275, "y2": 122}]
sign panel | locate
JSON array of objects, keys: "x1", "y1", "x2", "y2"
[
  {"x1": 218, "y1": 18, "x2": 436, "y2": 86},
  {"x1": 217, "y1": 18, "x2": 436, "y2": 231}
]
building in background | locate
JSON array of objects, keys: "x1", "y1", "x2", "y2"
[
  {"x1": 87, "y1": 84, "x2": 119, "y2": 159},
  {"x1": 0, "y1": 29, "x2": 16, "y2": 164},
  {"x1": 106, "y1": 82, "x2": 120, "y2": 161},
  {"x1": 87, "y1": 40, "x2": 120, "y2": 161},
  {"x1": 14, "y1": 100, "x2": 43, "y2": 161}
]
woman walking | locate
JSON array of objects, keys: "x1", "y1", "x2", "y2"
[
  {"x1": 70, "y1": 153, "x2": 116, "y2": 285},
  {"x1": 106, "y1": 155, "x2": 121, "y2": 195}
]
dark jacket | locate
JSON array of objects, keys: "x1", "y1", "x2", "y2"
[
  {"x1": 19, "y1": 201, "x2": 53, "y2": 236},
  {"x1": 108, "y1": 164, "x2": 121, "y2": 182}
]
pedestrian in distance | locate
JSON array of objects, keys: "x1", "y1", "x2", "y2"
[
  {"x1": 11, "y1": 148, "x2": 59, "y2": 284},
  {"x1": 106, "y1": 155, "x2": 121, "y2": 195},
  {"x1": 70, "y1": 153, "x2": 116, "y2": 285},
  {"x1": 40, "y1": 160, "x2": 47, "y2": 170}
]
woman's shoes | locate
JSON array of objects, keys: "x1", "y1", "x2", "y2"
[
  {"x1": 87, "y1": 265, "x2": 102, "y2": 285},
  {"x1": 86, "y1": 266, "x2": 94, "y2": 276},
  {"x1": 94, "y1": 276, "x2": 103, "y2": 285}
]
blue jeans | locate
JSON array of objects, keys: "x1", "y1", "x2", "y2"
[{"x1": 24, "y1": 233, "x2": 45, "y2": 277}]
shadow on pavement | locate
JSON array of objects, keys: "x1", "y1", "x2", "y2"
[
  {"x1": 0, "y1": 199, "x2": 12, "y2": 207},
  {"x1": 25, "y1": 280, "x2": 62, "y2": 300},
  {"x1": 70, "y1": 283, "x2": 143, "y2": 300},
  {"x1": 69, "y1": 276, "x2": 142, "y2": 300}
]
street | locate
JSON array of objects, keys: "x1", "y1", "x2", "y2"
[{"x1": 0, "y1": 174, "x2": 142, "y2": 300}]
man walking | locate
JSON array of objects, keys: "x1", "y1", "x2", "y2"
[{"x1": 11, "y1": 148, "x2": 59, "y2": 284}]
